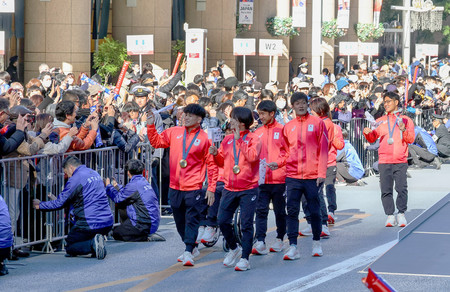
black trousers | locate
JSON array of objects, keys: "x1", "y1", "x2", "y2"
[
  {"x1": 66, "y1": 225, "x2": 112, "y2": 256},
  {"x1": 204, "y1": 181, "x2": 225, "y2": 227},
  {"x1": 113, "y1": 218, "x2": 150, "y2": 242},
  {"x1": 218, "y1": 188, "x2": 258, "y2": 260},
  {"x1": 0, "y1": 247, "x2": 10, "y2": 262},
  {"x1": 408, "y1": 144, "x2": 436, "y2": 167},
  {"x1": 378, "y1": 163, "x2": 408, "y2": 215},
  {"x1": 255, "y1": 184, "x2": 286, "y2": 242},
  {"x1": 286, "y1": 178, "x2": 322, "y2": 243},
  {"x1": 169, "y1": 188, "x2": 203, "y2": 253}
]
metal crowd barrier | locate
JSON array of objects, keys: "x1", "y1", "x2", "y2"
[{"x1": 0, "y1": 144, "x2": 153, "y2": 252}]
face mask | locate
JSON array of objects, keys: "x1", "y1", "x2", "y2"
[
  {"x1": 67, "y1": 78, "x2": 74, "y2": 85},
  {"x1": 42, "y1": 80, "x2": 52, "y2": 88},
  {"x1": 276, "y1": 99, "x2": 286, "y2": 109}
]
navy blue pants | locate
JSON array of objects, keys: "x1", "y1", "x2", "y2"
[
  {"x1": 303, "y1": 166, "x2": 337, "y2": 224},
  {"x1": 66, "y1": 225, "x2": 112, "y2": 256},
  {"x1": 169, "y1": 188, "x2": 203, "y2": 252},
  {"x1": 255, "y1": 184, "x2": 286, "y2": 242},
  {"x1": 286, "y1": 178, "x2": 322, "y2": 244},
  {"x1": 203, "y1": 181, "x2": 225, "y2": 227},
  {"x1": 218, "y1": 188, "x2": 258, "y2": 260}
]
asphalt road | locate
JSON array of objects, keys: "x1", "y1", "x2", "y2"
[{"x1": 1, "y1": 164, "x2": 449, "y2": 292}]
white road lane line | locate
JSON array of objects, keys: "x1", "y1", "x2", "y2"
[{"x1": 267, "y1": 240, "x2": 397, "y2": 292}]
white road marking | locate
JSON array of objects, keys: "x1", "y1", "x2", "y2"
[{"x1": 267, "y1": 240, "x2": 397, "y2": 292}]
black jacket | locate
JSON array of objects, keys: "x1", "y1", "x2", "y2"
[{"x1": 0, "y1": 124, "x2": 25, "y2": 158}]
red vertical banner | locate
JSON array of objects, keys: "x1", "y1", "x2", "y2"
[
  {"x1": 114, "y1": 61, "x2": 131, "y2": 95},
  {"x1": 373, "y1": 0, "x2": 383, "y2": 25}
]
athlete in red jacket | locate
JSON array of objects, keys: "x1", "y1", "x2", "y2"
[
  {"x1": 147, "y1": 104, "x2": 218, "y2": 266},
  {"x1": 252, "y1": 100, "x2": 288, "y2": 255},
  {"x1": 310, "y1": 98, "x2": 344, "y2": 234},
  {"x1": 363, "y1": 92, "x2": 414, "y2": 227},
  {"x1": 282, "y1": 93, "x2": 328, "y2": 261},
  {"x1": 210, "y1": 107, "x2": 262, "y2": 271}
]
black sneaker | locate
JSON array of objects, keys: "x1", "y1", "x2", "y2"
[
  {"x1": 13, "y1": 249, "x2": 30, "y2": 258},
  {"x1": 64, "y1": 253, "x2": 77, "y2": 258},
  {"x1": 93, "y1": 234, "x2": 106, "y2": 260},
  {"x1": 0, "y1": 262, "x2": 8, "y2": 276}
]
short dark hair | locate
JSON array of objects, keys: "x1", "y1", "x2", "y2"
[
  {"x1": 232, "y1": 90, "x2": 249, "y2": 103},
  {"x1": 55, "y1": 100, "x2": 76, "y2": 122},
  {"x1": 231, "y1": 106, "x2": 253, "y2": 130},
  {"x1": 0, "y1": 97, "x2": 9, "y2": 111},
  {"x1": 257, "y1": 100, "x2": 277, "y2": 114},
  {"x1": 198, "y1": 97, "x2": 211, "y2": 108},
  {"x1": 193, "y1": 74, "x2": 204, "y2": 85},
  {"x1": 260, "y1": 89, "x2": 274, "y2": 101},
  {"x1": 383, "y1": 91, "x2": 400, "y2": 102},
  {"x1": 126, "y1": 159, "x2": 145, "y2": 176},
  {"x1": 62, "y1": 156, "x2": 82, "y2": 169},
  {"x1": 309, "y1": 97, "x2": 330, "y2": 117},
  {"x1": 183, "y1": 103, "x2": 206, "y2": 119},
  {"x1": 122, "y1": 101, "x2": 140, "y2": 113},
  {"x1": 173, "y1": 85, "x2": 187, "y2": 96},
  {"x1": 290, "y1": 92, "x2": 308, "y2": 105},
  {"x1": 62, "y1": 90, "x2": 79, "y2": 103}
]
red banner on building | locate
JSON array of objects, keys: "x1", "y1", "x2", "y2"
[{"x1": 373, "y1": 0, "x2": 383, "y2": 25}]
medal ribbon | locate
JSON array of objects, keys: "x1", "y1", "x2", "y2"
[
  {"x1": 387, "y1": 114, "x2": 399, "y2": 142},
  {"x1": 182, "y1": 128, "x2": 200, "y2": 161},
  {"x1": 233, "y1": 133, "x2": 249, "y2": 166}
]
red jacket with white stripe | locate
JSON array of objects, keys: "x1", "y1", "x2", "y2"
[
  {"x1": 323, "y1": 118, "x2": 345, "y2": 167},
  {"x1": 214, "y1": 130, "x2": 261, "y2": 192},
  {"x1": 363, "y1": 113, "x2": 415, "y2": 164},
  {"x1": 283, "y1": 113, "x2": 329, "y2": 180},
  {"x1": 147, "y1": 124, "x2": 218, "y2": 192},
  {"x1": 254, "y1": 120, "x2": 288, "y2": 184}
]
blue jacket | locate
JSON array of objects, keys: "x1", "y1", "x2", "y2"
[
  {"x1": 0, "y1": 196, "x2": 13, "y2": 249},
  {"x1": 337, "y1": 140, "x2": 364, "y2": 180},
  {"x1": 106, "y1": 175, "x2": 160, "y2": 234},
  {"x1": 39, "y1": 165, "x2": 114, "y2": 230},
  {"x1": 414, "y1": 126, "x2": 438, "y2": 156}
]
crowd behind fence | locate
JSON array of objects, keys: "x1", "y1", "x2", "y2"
[{"x1": 0, "y1": 108, "x2": 441, "y2": 252}]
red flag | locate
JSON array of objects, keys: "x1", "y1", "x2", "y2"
[
  {"x1": 362, "y1": 268, "x2": 396, "y2": 292},
  {"x1": 171, "y1": 52, "x2": 184, "y2": 77},
  {"x1": 114, "y1": 61, "x2": 131, "y2": 96}
]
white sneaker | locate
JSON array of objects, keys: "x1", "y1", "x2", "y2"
[
  {"x1": 312, "y1": 240, "x2": 323, "y2": 257},
  {"x1": 327, "y1": 212, "x2": 336, "y2": 225},
  {"x1": 385, "y1": 215, "x2": 396, "y2": 227},
  {"x1": 178, "y1": 248, "x2": 200, "y2": 262},
  {"x1": 252, "y1": 241, "x2": 269, "y2": 255},
  {"x1": 196, "y1": 226, "x2": 205, "y2": 244},
  {"x1": 321, "y1": 225, "x2": 330, "y2": 238},
  {"x1": 299, "y1": 224, "x2": 312, "y2": 236},
  {"x1": 223, "y1": 246, "x2": 242, "y2": 267},
  {"x1": 201, "y1": 226, "x2": 216, "y2": 243},
  {"x1": 234, "y1": 258, "x2": 251, "y2": 271},
  {"x1": 283, "y1": 245, "x2": 300, "y2": 260},
  {"x1": 270, "y1": 238, "x2": 284, "y2": 252},
  {"x1": 182, "y1": 251, "x2": 194, "y2": 266},
  {"x1": 397, "y1": 213, "x2": 407, "y2": 227}
]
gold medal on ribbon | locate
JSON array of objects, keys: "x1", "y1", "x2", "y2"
[
  {"x1": 179, "y1": 159, "x2": 188, "y2": 168},
  {"x1": 233, "y1": 165, "x2": 241, "y2": 174}
]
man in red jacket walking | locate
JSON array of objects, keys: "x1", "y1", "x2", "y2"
[
  {"x1": 252, "y1": 100, "x2": 288, "y2": 255},
  {"x1": 282, "y1": 93, "x2": 328, "y2": 260},
  {"x1": 147, "y1": 104, "x2": 218, "y2": 266},
  {"x1": 363, "y1": 92, "x2": 414, "y2": 227}
]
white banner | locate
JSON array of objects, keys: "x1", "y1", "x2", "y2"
[
  {"x1": 0, "y1": 0, "x2": 14, "y2": 13},
  {"x1": 337, "y1": 0, "x2": 350, "y2": 29},
  {"x1": 339, "y1": 42, "x2": 358, "y2": 56},
  {"x1": 415, "y1": 44, "x2": 439, "y2": 57},
  {"x1": 126, "y1": 35, "x2": 154, "y2": 55},
  {"x1": 361, "y1": 43, "x2": 379, "y2": 56},
  {"x1": 259, "y1": 39, "x2": 283, "y2": 57},
  {"x1": 0, "y1": 31, "x2": 4, "y2": 55},
  {"x1": 239, "y1": 0, "x2": 253, "y2": 25},
  {"x1": 448, "y1": 44, "x2": 450, "y2": 56},
  {"x1": 233, "y1": 38, "x2": 256, "y2": 56},
  {"x1": 292, "y1": 0, "x2": 306, "y2": 28}
]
